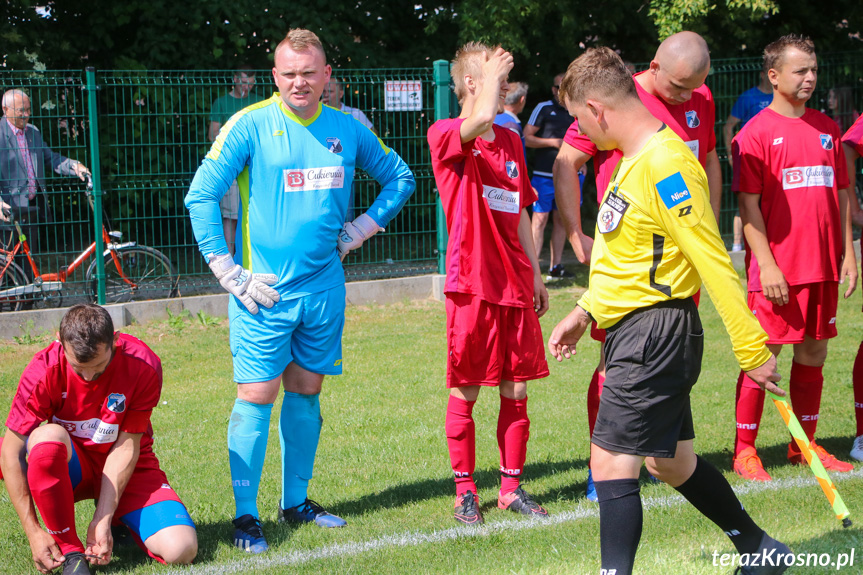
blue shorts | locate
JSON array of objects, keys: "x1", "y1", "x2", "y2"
[
  {"x1": 229, "y1": 283, "x2": 346, "y2": 383},
  {"x1": 531, "y1": 175, "x2": 556, "y2": 213}
]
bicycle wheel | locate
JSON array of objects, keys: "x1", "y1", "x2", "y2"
[
  {"x1": 86, "y1": 246, "x2": 178, "y2": 304},
  {"x1": 0, "y1": 256, "x2": 27, "y2": 312}
]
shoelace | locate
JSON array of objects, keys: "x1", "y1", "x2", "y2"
[
  {"x1": 460, "y1": 492, "x2": 478, "y2": 513},
  {"x1": 514, "y1": 487, "x2": 538, "y2": 508},
  {"x1": 301, "y1": 499, "x2": 326, "y2": 516},
  {"x1": 238, "y1": 516, "x2": 264, "y2": 538},
  {"x1": 743, "y1": 454, "x2": 763, "y2": 474}
]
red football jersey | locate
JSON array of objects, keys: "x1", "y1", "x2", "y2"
[
  {"x1": 842, "y1": 114, "x2": 863, "y2": 156},
  {"x1": 633, "y1": 71, "x2": 717, "y2": 167},
  {"x1": 428, "y1": 118, "x2": 537, "y2": 307},
  {"x1": 6, "y1": 334, "x2": 162, "y2": 471},
  {"x1": 562, "y1": 73, "x2": 715, "y2": 203},
  {"x1": 732, "y1": 107, "x2": 850, "y2": 291}
]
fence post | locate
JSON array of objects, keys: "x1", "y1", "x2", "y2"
[
  {"x1": 433, "y1": 59, "x2": 453, "y2": 275},
  {"x1": 84, "y1": 67, "x2": 105, "y2": 305}
]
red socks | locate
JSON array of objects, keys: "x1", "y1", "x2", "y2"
[
  {"x1": 498, "y1": 395, "x2": 530, "y2": 494},
  {"x1": 27, "y1": 441, "x2": 83, "y2": 555},
  {"x1": 853, "y1": 342, "x2": 863, "y2": 436},
  {"x1": 734, "y1": 371, "x2": 765, "y2": 455},
  {"x1": 789, "y1": 361, "x2": 823, "y2": 443},
  {"x1": 445, "y1": 395, "x2": 477, "y2": 496},
  {"x1": 587, "y1": 369, "x2": 605, "y2": 438}
]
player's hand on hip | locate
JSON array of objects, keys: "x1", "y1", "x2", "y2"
[
  {"x1": 85, "y1": 516, "x2": 113, "y2": 566},
  {"x1": 547, "y1": 305, "x2": 591, "y2": 361},
  {"x1": 28, "y1": 528, "x2": 64, "y2": 574},
  {"x1": 760, "y1": 263, "x2": 789, "y2": 306},
  {"x1": 533, "y1": 272, "x2": 549, "y2": 317},
  {"x1": 208, "y1": 253, "x2": 279, "y2": 314},
  {"x1": 745, "y1": 355, "x2": 785, "y2": 397},
  {"x1": 337, "y1": 212, "x2": 382, "y2": 258}
]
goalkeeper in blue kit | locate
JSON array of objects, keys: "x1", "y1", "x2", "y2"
[{"x1": 185, "y1": 29, "x2": 415, "y2": 552}]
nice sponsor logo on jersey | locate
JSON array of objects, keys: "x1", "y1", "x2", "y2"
[
  {"x1": 782, "y1": 165, "x2": 835, "y2": 190},
  {"x1": 482, "y1": 185, "x2": 520, "y2": 214},
  {"x1": 52, "y1": 416, "x2": 119, "y2": 444},
  {"x1": 283, "y1": 166, "x2": 345, "y2": 192},
  {"x1": 655, "y1": 171, "x2": 692, "y2": 209}
]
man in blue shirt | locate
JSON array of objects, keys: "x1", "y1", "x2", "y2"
[{"x1": 185, "y1": 28, "x2": 415, "y2": 553}]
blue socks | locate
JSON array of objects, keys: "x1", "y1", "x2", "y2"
[
  {"x1": 228, "y1": 398, "x2": 273, "y2": 519},
  {"x1": 279, "y1": 391, "x2": 323, "y2": 510}
]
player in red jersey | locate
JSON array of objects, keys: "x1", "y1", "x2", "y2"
[
  {"x1": 0, "y1": 305, "x2": 197, "y2": 575},
  {"x1": 552, "y1": 31, "x2": 719, "y2": 501},
  {"x1": 842, "y1": 115, "x2": 863, "y2": 460},
  {"x1": 731, "y1": 35, "x2": 857, "y2": 481},
  {"x1": 428, "y1": 42, "x2": 550, "y2": 525}
]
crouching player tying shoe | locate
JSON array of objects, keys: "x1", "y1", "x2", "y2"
[
  {"x1": 548, "y1": 48, "x2": 790, "y2": 575},
  {"x1": 428, "y1": 43, "x2": 550, "y2": 525},
  {"x1": 185, "y1": 28, "x2": 415, "y2": 552},
  {"x1": 0, "y1": 304, "x2": 197, "y2": 575}
]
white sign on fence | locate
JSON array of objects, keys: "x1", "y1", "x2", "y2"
[{"x1": 385, "y1": 80, "x2": 422, "y2": 111}]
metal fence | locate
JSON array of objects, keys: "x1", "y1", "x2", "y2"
[
  {"x1": 0, "y1": 67, "x2": 437, "y2": 309},
  {"x1": 0, "y1": 53, "x2": 860, "y2": 309}
]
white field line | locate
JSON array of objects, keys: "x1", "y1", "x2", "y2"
[{"x1": 163, "y1": 469, "x2": 863, "y2": 574}]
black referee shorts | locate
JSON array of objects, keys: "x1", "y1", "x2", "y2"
[{"x1": 592, "y1": 297, "x2": 703, "y2": 458}]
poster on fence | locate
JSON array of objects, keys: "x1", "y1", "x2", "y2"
[{"x1": 385, "y1": 80, "x2": 422, "y2": 111}]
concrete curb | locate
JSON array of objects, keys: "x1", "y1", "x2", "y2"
[{"x1": 0, "y1": 274, "x2": 448, "y2": 340}]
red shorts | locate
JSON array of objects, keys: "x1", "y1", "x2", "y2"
[
  {"x1": 445, "y1": 293, "x2": 549, "y2": 387},
  {"x1": 590, "y1": 291, "x2": 700, "y2": 344},
  {"x1": 71, "y1": 439, "x2": 184, "y2": 516},
  {"x1": 748, "y1": 282, "x2": 838, "y2": 344}
]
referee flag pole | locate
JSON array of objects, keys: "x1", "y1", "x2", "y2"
[{"x1": 768, "y1": 391, "x2": 852, "y2": 527}]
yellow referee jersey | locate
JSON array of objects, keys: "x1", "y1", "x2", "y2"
[{"x1": 578, "y1": 127, "x2": 770, "y2": 371}]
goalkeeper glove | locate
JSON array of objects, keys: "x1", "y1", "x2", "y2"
[
  {"x1": 337, "y1": 213, "x2": 383, "y2": 259},
  {"x1": 208, "y1": 253, "x2": 280, "y2": 314}
]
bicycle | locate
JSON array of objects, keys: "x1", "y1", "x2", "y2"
[{"x1": 0, "y1": 177, "x2": 179, "y2": 312}]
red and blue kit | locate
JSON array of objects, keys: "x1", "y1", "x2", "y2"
[
  {"x1": 733, "y1": 108, "x2": 849, "y2": 293},
  {"x1": 6, "y1": 334, "x2": 180, "y2": 508}
]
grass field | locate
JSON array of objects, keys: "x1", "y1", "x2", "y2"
[{"x1": 1, "y1": 277, "x2": 863, "y2": 574}]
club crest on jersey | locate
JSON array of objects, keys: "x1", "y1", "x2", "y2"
[
  {"x1": 597, "y1": 191, "x2": 629, "y2": 234},
  {"x1": 506, "y1": 161, "x2": 519, "y2": 178},
  {"x1": 685, "y1": 110, "x2": 700, "y2": 128},
  {"x1": 820, "y1": 134, "x2": 833, "y2": 150},
  {"x1": 327, "y1": 137, "x2": 343, "y2": 153},
  {"x1": 107, "y1": 393, "x2": 127, "y2": 413}
]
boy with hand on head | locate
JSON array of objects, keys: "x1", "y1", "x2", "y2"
[{"x1": 427, "y1": 43, "x2": 550, "y2": 525}]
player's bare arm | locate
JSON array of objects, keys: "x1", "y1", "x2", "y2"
[
  {"x1": 838, "y1": 186, "x2": 858, "y2": 298},
  {"x1": 0, "y1": 431, "x2": 65, "y2": 574},
  {"x1": 723, "y1": 116, "x2": 741, "y2": 170},
  {"x1": 547, "y1": 304, "x2": 591, "y2": 361},
  {"x1": 523, "y1": 123, "x2": 563, "y2": 150},
  {"x1": 517, "y1": 208, "x2": 549, "y2": 316},
  {"x1": 86, "y1": 431, "x2": 142, "y2": 566},
  {"x1": 208, "y1": 121, "x2": 221, "y2": 142},
  {"x1": 553, "y1": 142, "x2": 594, "y2": 263},
  {"x1": 844, "y1": 143, "x2": 863, "y2": 227},
  {"x1": 705, "y1": 149, "x2": 723, "y2": 218},
  {"x1": 459, "y1": 48, "x2": 513, "y2": 143},
  {"x1": 743, "y1": 354, "x2": 785, "y2": 396},
  {"x1": 738, "y1": 192, "x2": 789, "y2": 305}
]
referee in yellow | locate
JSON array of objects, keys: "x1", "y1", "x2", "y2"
[{"x1": 548, "y1": 48, "x2": 791, "y2": 575}]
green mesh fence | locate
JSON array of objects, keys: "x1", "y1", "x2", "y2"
[{"x1": 0, "y1": 67, "x2": 437, "y2": 310}]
